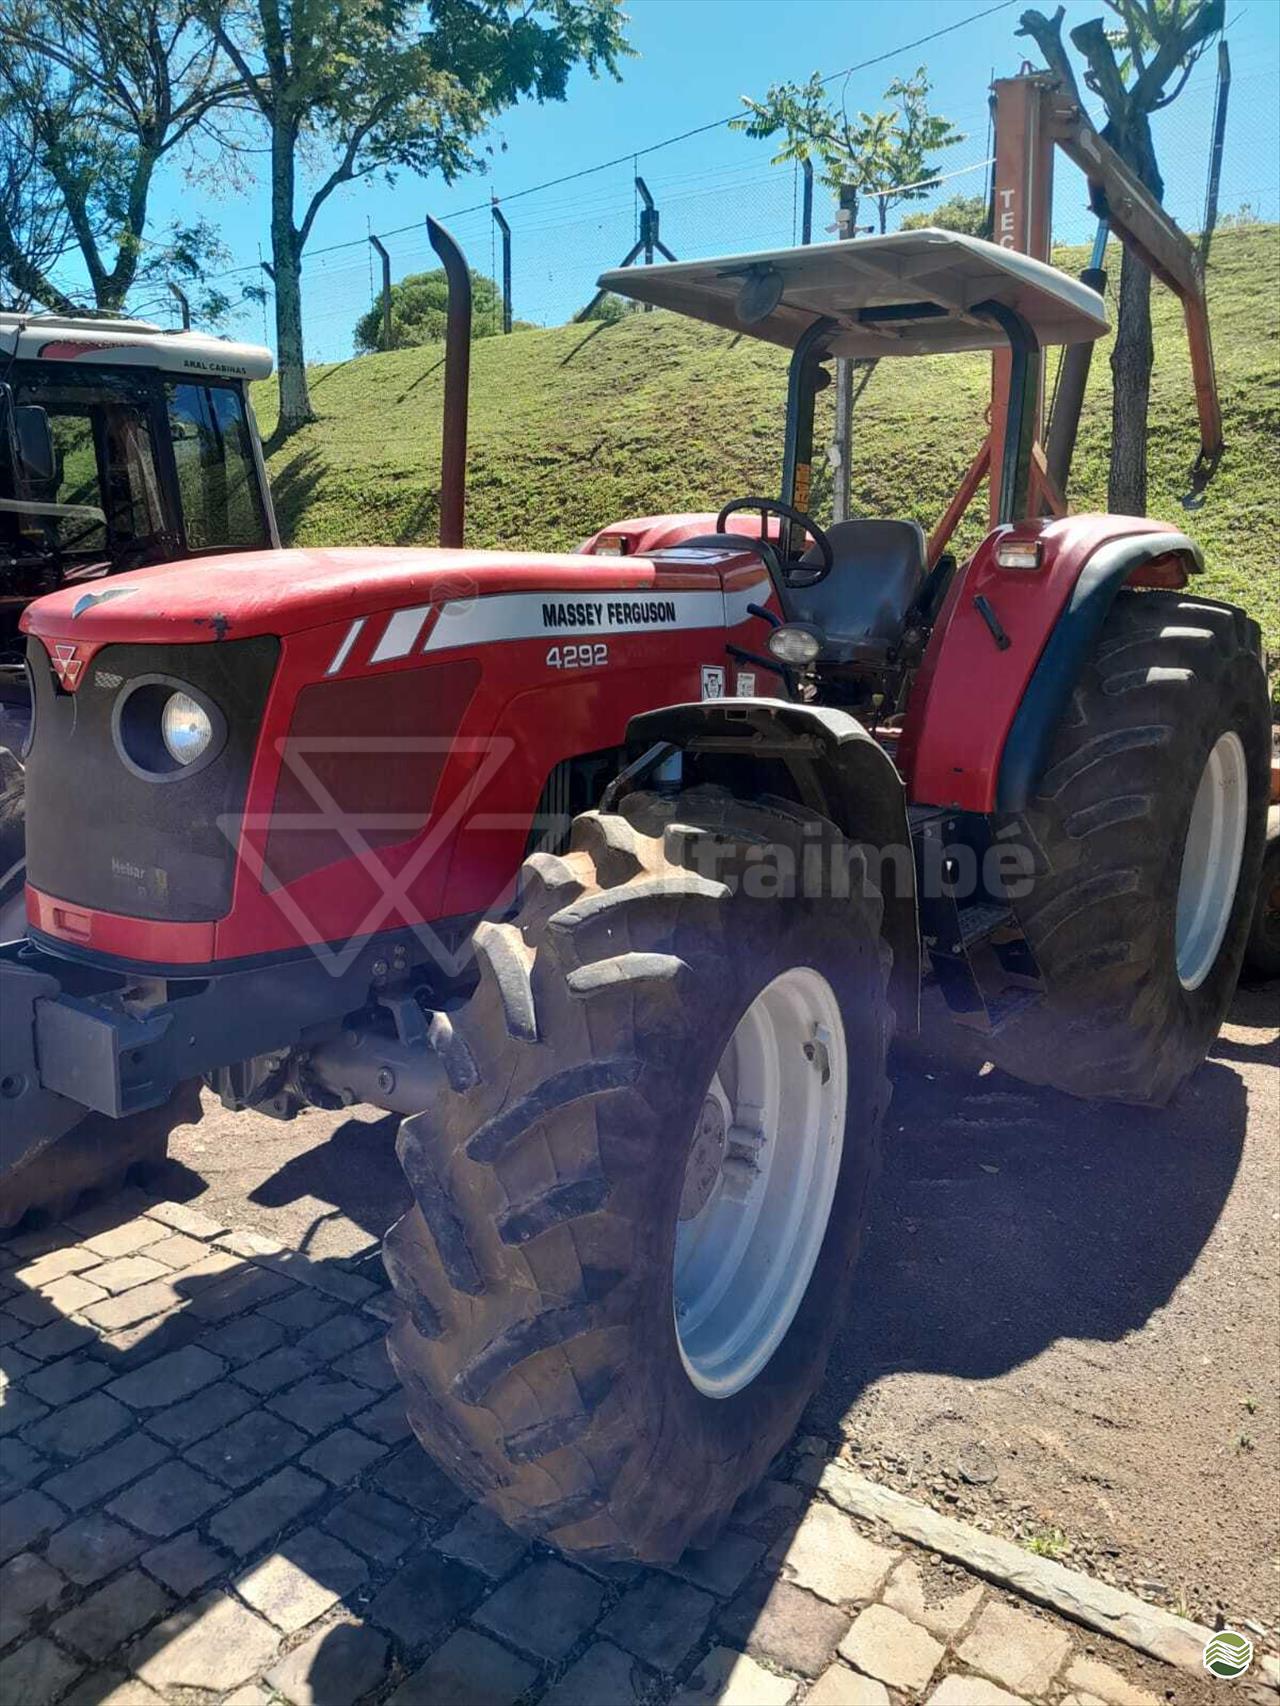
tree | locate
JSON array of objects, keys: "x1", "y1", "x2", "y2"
[
  {"x1": 579, "y1": 290, "x2": 638, "y2": 326},
  {"x1": 0, "y1": 105, "x2": 74, "y2": 309},
  {"x1": 900, "y1": 191, "x2": 990, "y2": 237},
  {"x1": 354, "y1": 266, "x2": 505, "y2": 353},
  {"x1": 1017, "y1": 1, "x2": 1224, "y2": 514},
  {"x1": 0, "y1": 0, "x2": 243, "y2": 314},
  {"x1": 205, "y1": 0, "x2": 630, "y2": 434},
  {"x1": 733, "y1": 67, "x2": 963, "y2": 235}
]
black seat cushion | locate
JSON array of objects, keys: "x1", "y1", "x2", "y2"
[{"x1": 788, "y1": 519, "x2": 927, "y2": 661}]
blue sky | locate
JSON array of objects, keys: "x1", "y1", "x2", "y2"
[{"x1": 132, "y1": 0, "x2": 1280, "y2": 356}]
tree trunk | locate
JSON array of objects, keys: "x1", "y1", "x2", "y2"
[
  {"x1": 1108, "y1": 243, "x2": 1153, "y2": 514},
  {"x1": 273, "y1": 237, "x2": 312, "y2": 430},
  {"x1": 269, "y1": 120, "x2": 313, "y2": 431},
  {"x1": 1106, "y1": 112, "x2": 1161, "y2": 515}
]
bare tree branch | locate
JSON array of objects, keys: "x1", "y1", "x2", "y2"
[{"x1": 1015, "y1": 8, "x2": 1084, "y2": 104}]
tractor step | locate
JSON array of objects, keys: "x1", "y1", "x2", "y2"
[
  {"x1": 950, "y1": 983, "x2": 1042, "y2": 1034},
  {"x1": 911, "y1": 813, "x2": 1044, "y2": 1037},
  {"x1": 956, "y1": 899, "x2": 1015, "y2": 948}
]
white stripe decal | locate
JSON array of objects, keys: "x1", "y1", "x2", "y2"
[
  {"x1": 370, "y1": 604, "x2": 432, "y2": 663},
  {"x1": 326, "y1": 617, "x2": 366, "y2": 675},
  {"x1": 724, "y1": 578, "x2": 772, "y2": 624},
  {"x1": 421, "y1": 584, "x2": 767, "y2": 654}
]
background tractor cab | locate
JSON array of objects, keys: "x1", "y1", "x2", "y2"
[{"x1": 0, "y1": 311, "x2": 277, "y2": 931}]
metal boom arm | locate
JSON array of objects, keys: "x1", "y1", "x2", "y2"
[
  {"x1": 1049, "y1": 92, "x2": 1224, "y2": 488},
  {"x1": 986, "y1": 72, "x2": 1225, "y2": 525}
]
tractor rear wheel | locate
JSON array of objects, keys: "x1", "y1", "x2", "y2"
[
  {"x1": 992, "y1": 590, "x2": 1270, "y2": 1104},
  {"x1": 1242, "y1": 810, "x2": 1280, "y2": 981},
  {"x1": 382, "y1": 786, "x2": 893, "y2": 1564}
]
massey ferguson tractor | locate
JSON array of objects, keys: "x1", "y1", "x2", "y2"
[
  {"x1": 0, "y1": 75, "x2": 1270, "y2": 1565},
  {"x1": 0, "y1": 309, "x2": 278, "y2": 936}
]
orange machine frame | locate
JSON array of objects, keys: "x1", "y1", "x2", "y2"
[{"x1": 928, "y1": 70, "x2": 1223, "y2": 562}]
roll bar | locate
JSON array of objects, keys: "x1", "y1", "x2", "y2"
[{"x1": 779, "y1": 303, "x2": 1039, "y2": 535}]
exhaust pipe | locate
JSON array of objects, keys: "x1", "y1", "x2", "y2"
[{"x1": 427, "y1": 215, "x2": 471, "y2": 548}]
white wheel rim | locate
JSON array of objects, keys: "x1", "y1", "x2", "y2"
[
  {"x1": 1175, "y1": 731, "x2": 1248, "y2": 991},
  {"x1": 673, "y1": 966, "x2": 847, "y2": 1400}
]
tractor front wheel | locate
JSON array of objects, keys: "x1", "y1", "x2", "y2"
[
  {"x1": 0, "y1": 747, "x2": 25, "y2": 942},
  {"x1": 0, "y1": 1083, "x2": 204, "y2": 1232},
  {"x1": 382, "y1": 786, "x2": 893, "y2": 1563},
  {"x1": 992, "y1": 591, "x2": 1270, "y2": 1104}
]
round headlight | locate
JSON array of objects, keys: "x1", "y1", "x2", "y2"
[
  {"x1": 767, "y1": 624, "x2": 823, "y2": 665},
  {"x1": 160, "y1": 691, "x2": 214, "y2": 766}
]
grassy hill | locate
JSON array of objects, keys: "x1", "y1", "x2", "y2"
[{"x1": 254, "y1": 224, "x2": 1280, "y2": 668}]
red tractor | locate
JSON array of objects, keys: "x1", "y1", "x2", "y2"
[{"x1": 0, "y1": 81, "x2": 1270, "y2": 1564}]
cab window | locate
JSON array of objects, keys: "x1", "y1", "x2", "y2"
[
  {"x1": 8, "y1": 376, "x2": 166, "y2": 558},
  {"x1": 165, "y1": 382, "x2": 269, "y2": 551}
]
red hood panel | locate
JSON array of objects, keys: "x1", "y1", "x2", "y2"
[{"x1": 20, "y1": 545, "x2": 709, "y2": 646}]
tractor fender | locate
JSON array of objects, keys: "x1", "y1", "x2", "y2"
[
  {"x1": 623, "y1": 698, "x2": 920, "y2": 1036},
  {"x1": 995, "y1": 529, "x2": 1205, "y2": 812},
  {"x1": 900, "y1": 515, "x2": 1203, "y2": 815}
]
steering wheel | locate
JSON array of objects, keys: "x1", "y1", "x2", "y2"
[{"x1": 715, "y1": 497, "x2": 834, "y2": 586}]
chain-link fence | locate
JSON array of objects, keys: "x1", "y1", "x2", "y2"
[{"x1": 150, "y1": 53, "x2": 1278, "y2": 365}]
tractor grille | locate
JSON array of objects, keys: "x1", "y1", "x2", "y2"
[
  {"x1": 24, "y1": 634, "x2": 279, "y2": 923},
  {"x1": 262, "y1": 659, "x2": 481, "y2": 888}
]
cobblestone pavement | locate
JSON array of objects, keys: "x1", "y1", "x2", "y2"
[{"x1": 3, "y1": 1188, "x2": 1276, "y2": 1705}]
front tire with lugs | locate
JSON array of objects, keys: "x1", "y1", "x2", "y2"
[
  {"x1": 0, "y1": 1082, "x2": 203, "y2": 1231},
  {"x1": 382, "y1": 787, "x2": 893, "y2": 1564}
]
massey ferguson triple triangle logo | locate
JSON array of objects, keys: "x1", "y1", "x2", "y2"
[{"x1": 51, "y1": 644, "x2": 83, "y2": 688}]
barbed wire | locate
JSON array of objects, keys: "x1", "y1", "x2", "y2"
[
  {"x1": 33, "y1": 10, "x2": 1273, "y2": 361},
  {"x1": 167, "y1": 2, "x2": 1018, "y2": 291}
]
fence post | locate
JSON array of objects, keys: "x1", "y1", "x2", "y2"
[
  {"x1": 830, "y1": 190, "x2": 856, "y2": 523},
  {"x1": 491, "y1": 202, "x2": 513, "y2": 333},
  {"x1": 1199, "y1": 39, "x2": 1232, "y2": 264},
  {"x1": 574, "y1": 179, "x2": 677, "y2": 321},
  {"x1": 800, "y1": 158, "x2": 814, "y2": 245},
  {"x1": 368, "y1": 235, "x2": 393, "y2": 349},
  {"x1": 168, "y1": 282, "x2": 191, "y2": 330}
]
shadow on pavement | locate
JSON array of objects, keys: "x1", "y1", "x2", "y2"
[
  {"x1": 0, "y1": 983, "x2": 1263, "y2": 1702},
  {"x1": 817, "y1": 1047, "x2": 1247, "y2": 1412}
]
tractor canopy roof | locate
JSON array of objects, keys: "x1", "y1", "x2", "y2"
[
  {"x1": 0, "y1": 311, "x2": 273, "y2": 382},
  {"x1": 598, "y1": 229, "x2": 1108, "y2": 359}
]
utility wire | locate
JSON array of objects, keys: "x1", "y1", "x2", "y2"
[{"x1": 202, "y1": 0, "x2": 1018, "y2": 282}]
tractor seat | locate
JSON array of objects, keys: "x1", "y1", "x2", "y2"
[{"x1": 787, "y1": 519, "x2": 927, "y2": 664}]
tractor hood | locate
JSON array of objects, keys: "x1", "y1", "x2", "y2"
[{"x1": 19, "y1": 544, "x2": 711, "y2": 648}]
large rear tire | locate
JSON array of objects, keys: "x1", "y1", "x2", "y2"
[
  {"x1": 382, "y1": 786, "x2": 893, "y2": 1564},
  {"x1": 1242, "y1": 809, "x2": 1280, "y2": 981},
  {"x1": 991, "y1": 591, "x2": 1270, "y2": 1104}
]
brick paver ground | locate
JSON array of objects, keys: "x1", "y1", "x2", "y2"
[{"x1": 0, "y1": 1188, "x2": 1261, "y2": 1704}]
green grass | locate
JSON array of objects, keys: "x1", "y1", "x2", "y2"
[
  {"x1": 255, "y1": 224, "x2": 1280, "y2": 667},
  {"x1": 1022, "y1": 1524, "x2": 1070, "y2": 1559}
]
